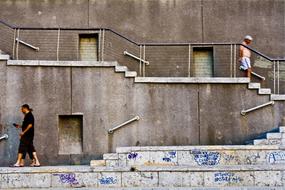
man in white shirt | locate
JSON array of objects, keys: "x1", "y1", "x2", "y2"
[{"x1": 239, "y1": 35, "x2": 253, "y2": 78}]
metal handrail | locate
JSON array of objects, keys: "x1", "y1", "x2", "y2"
[
  {"x1": 108, "y1": 116, "x2": 140, "y2": 134},
  {"x1": 241, "y1": 101, "x2": 274, "y2": 116},
  {"x1": 251, "y1": 71, "x2": 265, "y2": 81},
  {"x1": 16, "y1": 38, "x2": 40, "y2": 51},
  {"x1": 0, "y1": 134, "x2": 8, "y2": 141},
  {"x1": 0, "y1": 19, "x2": 284, "y2": 62},
  {"x1": 124, "y1": 51, "x2": 149, "y2": 65}
]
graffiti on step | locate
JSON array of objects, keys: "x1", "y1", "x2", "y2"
[
  {"x1": 246, "y1": 154, "x2": 260, "y2": 164},
  {"x1": 162, "y1": 151, "x2": 177, "y2": 162},
  {"x1": 191, "y1": 149, "x2": 221, "y2": 166},
  {"x1": 127, "y1": 152, "x2": 138, "y2": 160},
  {"x1": 214, "y1": 172, "x2": 241, "y2": 183},
  {"x1": 223, "y1": 154, "x2": 235, "y2": 162},
  {"x1": 99, "y1": 177, "x2": 118, "y2": 185},
  {"x1": 54, "y1": 173, "x2": 79, "y2": 185},
  {"x1": 267, "y1": 151, "x2": 285, "y2": 164}
]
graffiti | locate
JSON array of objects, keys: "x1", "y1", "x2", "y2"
[
  {"x1": 127, "y1": 152, "x2": 138, "y2": 160},
  {"x1": 99, "y1": 177, "x2": 117, "y2": 185},
  {"x1": 54, "y1": 173, "x2": 79, "y2": 185},
  {"x1": 246, "y1": 154, "x2": 260, "y2": 164},
  {"x1": 223, "y1": 154, "x2": 235, "y2": 161},
  {"x1": 267, "y1": 152, "x2": 285, "y2": 164},
  {"x1": 140, "y1": 173, "x2": 154, "y2": 180},
  {"x1": 214, "y1": 172, "x2": 241, "y2": 183},
  {"x1": 191, "y1": 150, "x2": 221, "y2": 166},
  {"x1": 162, "y1": 151, "x2": 177, "y2": 162}
]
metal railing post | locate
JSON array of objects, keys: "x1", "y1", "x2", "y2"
[
  {"x1": 233, "y1": 44, "x2": 237, "y2": 78},
  {"x1": 56, "y1": 28, "x2": 60, "y2": 61},
  {"x1": 143, "y1": 45, "x2": 146, "y2": 77},
  {"x1": 188, "y1": 44, "x2": 191, "y2": 77},
  {"x1": 230, "y1": 44, "x2": 233, "y2": 77},
  {"x1": 16, "y1": 29, "x2": 20, "y2": 60},
  {"x1": 99, "y1": 29, "x2": 102, "y2": 61},
  {"x1": 139, "y1": 45, "x2": 142, "y2": 76},
  {"x1": 12, "y1": 28, "x2": 16, "y2": 59},
  {"x1": 102, "y1": 29, "x2": 105, "y2": 62},
  {"x1": 273, "y1": 61, "x2": 276, "y2": 94},
  {"x1": 277, "y1": 61, "x2": 280, "y2": 94}
]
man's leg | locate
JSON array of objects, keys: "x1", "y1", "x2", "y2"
[
  {"x1": 29, "y1": 142, "x2": 40, "y2": 166},
  {"x1": 13, "y1": 141, "x2": 26, "y2": 166},
  {"x1": 247, "y1": 68, "x2": 252, "y2": 78},
  {"x1": 32, "y1": 152, "x2": 41, "y2": 166},
  {"x1": 13, "y1": 153, "x2": 23, "y2": 166}
]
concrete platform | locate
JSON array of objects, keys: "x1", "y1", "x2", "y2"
[{"x1": 1, "y1": 165, "x2": 285, "y2": 189}]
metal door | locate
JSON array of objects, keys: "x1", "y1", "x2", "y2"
[{"x1": 193, "y1": 47, "x2": 213, "y2": 77}]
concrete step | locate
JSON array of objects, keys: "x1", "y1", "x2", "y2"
[
  {"x1": 125, "y1": 71, "x2": 137, "y2": 77},
  {"x1": 248, "y1": 82, "x2": 260, "y2": 89},
  {"x1": 258, "y1": 88, "x2": 271, "y2": 95},
  {"x1": 1, "y1": 165, "x2": 285, "y2": 188},
  {"x1": 100, "y1": 145, "x2": 285, "y2": 167},
  {"x1": 12, "y1": 187, "x2": 285, "y2": 190},
  {"x1": 115, "y1": 65, "x2": 128, "y2": 72},
  {"x1": 253, "y1": 139, "x2": 282, "y2": 145},
  {"x1": 0, "y1": 54, "x2": 10, "y2": 60},
  {"x1": 279, "y1": 126, "x2": 285, "y2": 133},
  {"x1": 266, "y1": 133, "x2": 282, "y2": 139},
  {"x1": 271, "y1": 94, "x2": 285, "y2": 101},
  {"x1": 253, "y1": 139, "x2": 269, "y2": 145}
]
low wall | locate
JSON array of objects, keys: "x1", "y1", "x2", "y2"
[{"x1": 0, "y1": 60, "x2": 284, "y2": 166}]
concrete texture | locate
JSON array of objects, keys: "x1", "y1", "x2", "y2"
[
  {"x1": 0, "y1": 0, "x2": 284, "y2": 93},
  {"x1": 0, "y1": 60, "x2": 284, "y2": 166},
  {"x1": 1, "y1": 165, "x2": 285, "y2": 188}
]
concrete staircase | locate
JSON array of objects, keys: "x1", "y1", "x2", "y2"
[
  {"x1": 1, "y1": 144, "x2": 285, "y2": 189},
  {"x1": 252, "y1": 126, "x2": 285, "y2": 145}
]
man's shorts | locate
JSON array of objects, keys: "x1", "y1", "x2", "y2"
[
  {"x1": 18, "y1": 138, "x2": 36, "y2": 155},
  {"x1": 240, "y1": 57, "x2": 251, "y2": 70}
]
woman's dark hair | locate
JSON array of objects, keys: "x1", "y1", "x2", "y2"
[{"x1": 22, "y1": 104, "x2": 33, "y2": 112}]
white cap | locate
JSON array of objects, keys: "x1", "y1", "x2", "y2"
[{"x1": 244, "y1": 35, "x2": 253, "y2": 41}]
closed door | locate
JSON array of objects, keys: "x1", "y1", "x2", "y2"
[
  {"x1": 193, "y1": 48, "x2": 213, "y2": 77},
  {"x1": 79, "y1": 34, "x2": 98, "y2": 61}
]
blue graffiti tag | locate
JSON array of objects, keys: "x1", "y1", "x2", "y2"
[
  {"x1": 162, "y1": 151, "x2": 177, "y2": 162},
  {"x1": 54, "y1": 173, "x2": 79, "y2": 185},
  {"x1": 99, "y1": 177, "x2": 117, "y2": 185},
  {"x1": 214, "y1": 172, "x2": 241, "y2": 183},
  {"x1": 127, "y1": 152, "x2": 138, "y2": 160},
  {"x1": 192, "y1": 150, "x2": 221, "y2": 166},
  {"x1": 267, "y1": 152, "x2": 285, "y2": 164}
]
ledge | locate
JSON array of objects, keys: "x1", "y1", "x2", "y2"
[
  {"x1": 271, "y1": 94, "x2": 285, "y2": 101},
  {"x1": 0, "y1": 54, "x2": 10, "y2": 60},
  {"x1": 0, "y1": 165, "x2": 91, "y2": 174},
  {"x1": 91, "y1": 164, "x2": 285, "y2": 172},
  {"x1": 135, "y1": 77, "x2": 250, "y2": 84},
  {"x1": 116, "y1": 145, "x2": 281, "y2": 153},
  {"x1": 7, "y1": 60, "x2": 117, "y2": 67}
]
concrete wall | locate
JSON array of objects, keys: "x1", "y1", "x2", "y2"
[
  {"x1": 0, "y1": 0, "x2": 284, "y2": 56},
  {"x1": 0, "y1": 60, "x2": 284, "y2": 166},
  {"x1": 0, "y1": 0, "x2": 284, "y2": 93}
]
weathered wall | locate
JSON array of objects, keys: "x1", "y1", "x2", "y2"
[
  {"x1": 0, "y1": 60, "x2": 284, "y2": 166},
  {"x1": 0, "y1": 0, "x2": 284, "y2": 93},
  {"x1": 0, "y1": 0, "x2": 284, "y2": 56}
]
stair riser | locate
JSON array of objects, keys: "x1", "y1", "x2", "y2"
[
  {"x1": 104, "y1": 149, "x2": 285, "y2": 167},
  {"x1": 1, "y1": 170, "x2": 284, "y2": 188}
]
